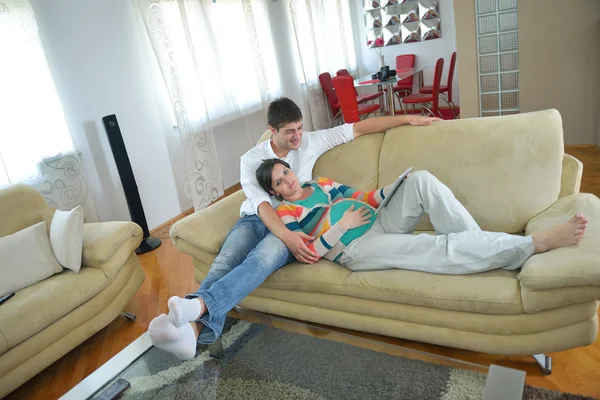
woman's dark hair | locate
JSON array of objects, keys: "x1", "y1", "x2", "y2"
[
  {"x1": 256, "y1": 158, "x2": 291, "y2": 195},
  {"x1": 267, "y1": 98, "x2": 302, "y2": 130}
]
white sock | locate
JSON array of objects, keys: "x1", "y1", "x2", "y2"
[
  {"x1": 168, "y1": 296, "x2": 203, "y2": 326},
  {"x1": 148, "y1": 314, "x2": 197, "y2": 360},
  {"x1": 149, "y1": 314, "x2": 179, "y2": 343}
]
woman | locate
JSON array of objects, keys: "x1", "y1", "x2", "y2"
[{"x1": 256, "y1": 158, "x2": 588, "y2": 274}]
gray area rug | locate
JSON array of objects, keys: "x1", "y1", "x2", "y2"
[{"x1": 117, "y1": 318, "x2": 595, "y2": 400}]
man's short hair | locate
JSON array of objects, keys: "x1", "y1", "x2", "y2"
[{"x1": 267, "y1": 97, "x2": 302, "y2": 130}]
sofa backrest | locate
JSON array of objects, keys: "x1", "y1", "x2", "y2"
[
  {"x1": 378, "y1": 109, "x2": 564, "y2": 233},
  {"x1": 0, "y1": 184, "x2": 54, "y2": 238},
  {"x1": 257, "y1": 109, "x2": 564, "y2": 233},
  {"x1": 257, "y1": 129, "x2": 384, "y2": 193},
  {"x1": 313, "y1": 133, "x2": 383, "y2": 192}
]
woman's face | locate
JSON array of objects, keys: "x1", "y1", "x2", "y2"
[{"x1": 270, "y1": 163, "x2": 301, "y2": 200}]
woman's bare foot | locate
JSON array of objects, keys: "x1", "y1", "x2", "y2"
[{"x1": 532, "y1": 213, "x2": 588, "y2": 253}]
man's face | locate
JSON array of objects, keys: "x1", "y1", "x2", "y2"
[{"x1": 270, "y1": 120, "x2": 303, "y2": 151}]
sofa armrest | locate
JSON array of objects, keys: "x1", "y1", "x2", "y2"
[
  {"x1": 82, "y1": 222, "x2": 143, "y2": 278},
  {"x1": 559, "y1": 154, "x2": 583, "y2": 198},
  {"x1": 518, "y1": 193, "x2": 600, "y2": 290},
  {"x1": 170, "y1": 190, "x2": 245, "y2": 255}
]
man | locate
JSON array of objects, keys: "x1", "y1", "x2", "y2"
[{"x1": 148, "y1": 98, "x2": 441, "y2": 360}]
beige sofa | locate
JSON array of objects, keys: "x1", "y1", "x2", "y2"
[
  {"x1": 0, "y1": 184, "x2": 145, "y2": 398},
  {"x1": 170, "y1": 109, "x2": 600, "y2": 371}
]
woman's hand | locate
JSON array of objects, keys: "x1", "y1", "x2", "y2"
[{"x1": 339, "y1": 205, "x2": 372, "y2": 230}]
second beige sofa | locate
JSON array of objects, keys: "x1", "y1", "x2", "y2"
[{"x1": 0, "y1": 184, "x2": 145, "y2": 398}]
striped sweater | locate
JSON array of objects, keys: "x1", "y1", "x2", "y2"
[{"x1": 276, "y1": 177, "x2": 395, "y2": 262}]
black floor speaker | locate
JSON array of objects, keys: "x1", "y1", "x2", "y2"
[{"x1": 102, "y1": 114, "x2": 161, "y2": 254}]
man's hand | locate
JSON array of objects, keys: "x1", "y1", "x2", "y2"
[
  {"x1": 282, "y1": 230, "x2": 319, "y2": 264},
  {"x1": 408, "y1": 116, "x2": 443, "y2": 126},
  {"x1": 354, "y1": 115, "x2": 442, "y2": 138}
]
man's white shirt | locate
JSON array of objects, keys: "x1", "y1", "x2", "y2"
[{"x1": 239, "y1": 123, "x2": 355, "y2": 217}]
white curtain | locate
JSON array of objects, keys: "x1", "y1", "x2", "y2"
[
  {"x1": 137, "y1": 0, "x2": 282, "y2": 211},
  {"x1": 0, "y1": 0, "x2": 98, "y2": 221},
  {"x1": 288, "y1": 0, "x2": 358, "y2": 130}
]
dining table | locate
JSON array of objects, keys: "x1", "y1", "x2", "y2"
[{"x1": 353, "y1": 65, "x2": 427, "y2": 116}]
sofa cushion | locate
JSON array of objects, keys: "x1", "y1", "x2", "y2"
[
  {"x1": 519, "y1": 193, "x2": 600, "y2": 290},
  {"x1": 560, "y1": 154, "x2": 583, "y2": 198},
  {"x1": 0, "y1": 266, "x2": 108, "y2": 354},
  {"x1": 250, "y1": 287, "x2": 598, "y2": 336},
  {"x1": 82, "y1": 221, "x2": 143, "y2": 281},
  {"x1": 521, "y1": 285, "x2": 600, "y2": 313},
  {"x1": 50, "y1": 205, "x2": 84, "y2": 272},
  {"x1": 341, "y1": 268, "x2": 523, "y2": 315},
  {"x1": 377, "y1": 110, "x2": 564, "y2": 233},
  {"x1": 313, "y1": 133, "x2": 385, "y2": 192},
  {"x1": 0, "y1": 221, "x2": 63, "y2": 297},
  {"x1": 170, "y1": 190, "x2": 246, "y2": 255},
  {"x1": 260, "y1": 254, "x2": 523, "y2": 315}
]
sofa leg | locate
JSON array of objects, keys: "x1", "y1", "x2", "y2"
[
  {"x1": 121, "y1": 312, "x2": 136, "y2": 321},
  {"x1": 533, "y1": 354, "x2": 552, "y2": 375},
  {"x1": 208, "y1": 337, "x2": 224, "y2": 359}
]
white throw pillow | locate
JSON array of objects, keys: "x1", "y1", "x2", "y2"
[
  {"x1": 0, "y1": 221, "x2": 63, "y2": 297},
  {"x1": 50, "y1": 205, "x2": 84, "y2": 272}
]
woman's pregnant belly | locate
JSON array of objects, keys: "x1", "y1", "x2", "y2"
[{"x1": 329, "y1": 199, "x2": 377, "y2": 245}]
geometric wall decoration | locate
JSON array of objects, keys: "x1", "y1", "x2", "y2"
[
  {"x1": 364, "y1": 0, "x2": 442, "y2": 47},
  {"x1": 475, "y1": 0, "x2": 519, "y2": 117}
]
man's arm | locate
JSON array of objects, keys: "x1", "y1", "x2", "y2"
[{"x1": 352, "y1": 115, "x2": 441, "y2": 138}]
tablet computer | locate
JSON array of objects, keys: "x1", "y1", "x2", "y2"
[{"x1": 375, "y1": 167, "x2": 412, "y2": 214}]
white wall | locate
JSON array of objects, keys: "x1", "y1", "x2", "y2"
[
  {"x1": 519, "y1": 0, "x2": 600, "y2": 145},
  {"x1": 353, "y1": 0, "x2": 459, "y2": 105},
  {"x1": 31, "y1": 0, "x2": 185, "y2": 230}
]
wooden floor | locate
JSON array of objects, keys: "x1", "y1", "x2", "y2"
[{"x1": 7, "y1": 146, "x2": 600, "y2": 400}]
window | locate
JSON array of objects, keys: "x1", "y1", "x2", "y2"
[
  {"x1": 148, "y1": 0, "x2": 281, "y2": 125},
  {"x1": 0, "y1": 0, "x2": 74, "y2": 184}
]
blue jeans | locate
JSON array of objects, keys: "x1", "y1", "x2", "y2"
[{"x1": 186, "y1": 215, "x2": 294, "y2": 344}]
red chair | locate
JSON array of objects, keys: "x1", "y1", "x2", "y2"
[
  {"x1": 393, "y1": 54, "x2": 415, "y2": 101},
  {"x1": 336, "y1": 69, "x2": 384, "y2": 104},
  {"x1": 380, "y1": 55, "x2": 415, "y2": 113},
  {"x1": 420, "y1": 52, "x2": 457, "y2": 117},
  {"x1": 332, "y1": 75, "x2": 381, "y2": 123},
  {"x1": 318, "y1": 72, "x2": 342, "y2": 124},
  {"x1": 401, "y1": 57, "x2": 444, "y2": 118}
]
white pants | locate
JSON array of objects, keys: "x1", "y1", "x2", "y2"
[{"x1": 339, "y1": 171, "x2": 535, "y2": 274}]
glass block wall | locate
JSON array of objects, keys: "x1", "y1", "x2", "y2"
[{"x1": 475, "y1": 0, "x2": 519, "y2": 117}]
